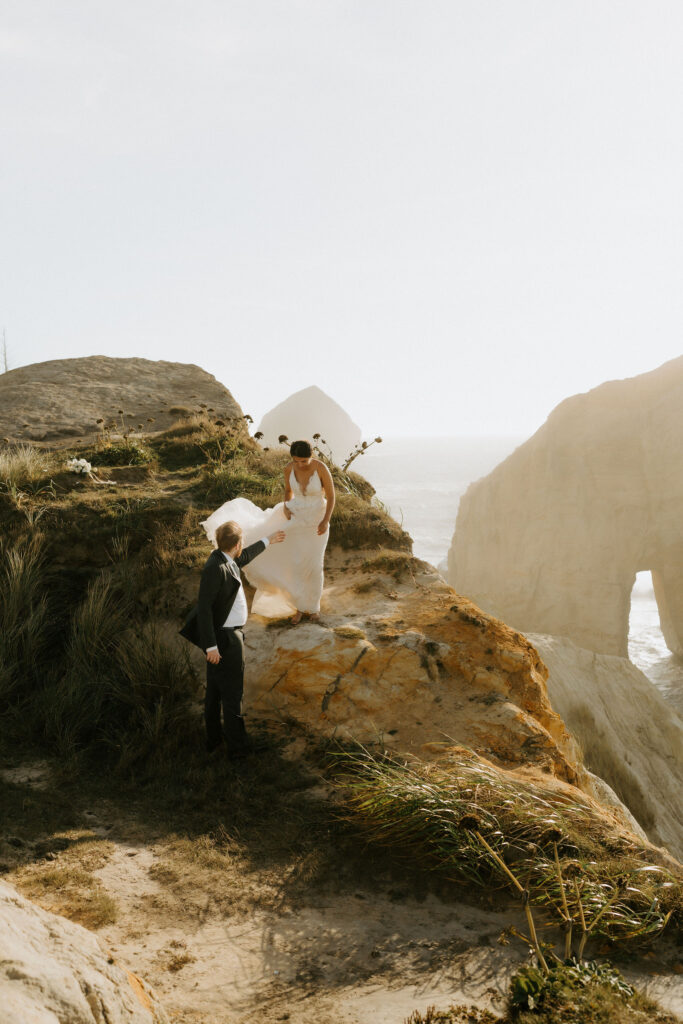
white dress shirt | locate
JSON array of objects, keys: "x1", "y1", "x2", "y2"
[{"x1": 206, "y1": 538, "x2": 269, "y2": 652}]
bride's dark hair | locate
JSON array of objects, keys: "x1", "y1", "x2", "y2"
[{"x1": 290, "y1": 440, "x2": 312, "y2": 457}]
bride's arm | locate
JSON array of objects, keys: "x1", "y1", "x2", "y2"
[
  {"x1": 317, "y1": 461, "x2": 335, "y2": 534},
  {"x1": 283, "y1": 465, "x2": 294, "y2": 520}
]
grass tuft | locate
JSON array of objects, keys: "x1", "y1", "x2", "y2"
[
  {"x1": 0, "y1": 534, "x2": 50, "y2": 706},
  {"x1": 334, "y1": 749, "x2": 681, "y2": 952},
  {"x1": 12, "y1": 832, "x2": 117, "y2": 930},
  {"x1": 332, "y1": 493, "x2": 412, "y2": 551},
  {"x1": 34, "y1": 572, "x2": 199, "y2": 771},
  {"x1": 0, "y1": 443, "x2": 51, "y2": 489},
  {"x1": 361, "y1": 549, "x2": 423, "y2": 579}
]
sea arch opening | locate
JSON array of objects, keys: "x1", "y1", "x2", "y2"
[
  {"x1": 628, "y1": 571, "x2": 666, "y2": 674},
  {"x1": 629, "y1": 570, "x2": 683, "y2": 715}
]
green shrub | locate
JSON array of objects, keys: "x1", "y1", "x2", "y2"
[
  {"x1": 507, "y1": 960, "x2": 679, "y2": 1022},
  {"x1": 331, "y1": 493, "x2": 412, "y2": 551},
  {"x1": 110, "y1": 624, "x2": 200, "y2": 770},
  {"x1": 86, "y1": 440, "x2": 153, "y2": 466},
  {"x1": 201, "y1": 468, "x2": 280, "y2": 507},
  {"x1": 405, "y1": 970, "x2": 679, "y2": 1024},
  {"x1": 510, "y1": 960, "x2": 634, "y2": 1013}
]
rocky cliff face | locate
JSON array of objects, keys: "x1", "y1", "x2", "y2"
[
  {"x1": 0, "y1": 356, "x2": 243, "y2": 442},
  {"x1": 448, "y1": 356, "x2": 683, "y2": 658},
  {"x1": 0, "y1": 880, "x2": 168, "y2": 1024},
  {"x1": 528, "y1": 634, "x2": 683, "y2": 860},
  {"x1": 238, "y1": 551, "x2": 583, "y2": 784},
  {"x1": 257, "y1": 385, "x2": 362, "y2": 461}
]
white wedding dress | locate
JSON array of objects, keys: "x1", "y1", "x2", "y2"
[{"x1": 200, "y1": 469, "x2": 329, "y2": 617}]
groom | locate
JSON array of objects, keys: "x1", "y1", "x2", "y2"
[{"x1": 180, "y1": 520, "x2": 285, "y2": 758}]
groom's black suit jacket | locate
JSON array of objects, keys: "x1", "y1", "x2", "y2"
[{"x1": 179, "y1": 541, "x2": 266, "y2": 651}]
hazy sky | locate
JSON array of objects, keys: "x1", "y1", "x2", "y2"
[{"x1": 2, "y1": 2, "x2": 682, "y2": 437}]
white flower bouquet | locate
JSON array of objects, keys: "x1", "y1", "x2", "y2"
[{"x1": 67, "y1": 457, "x2": 92, "y2": 475}]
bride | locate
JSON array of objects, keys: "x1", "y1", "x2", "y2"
[{"x1": 201, "y1": 440, "x2": 336, "y2": 623}]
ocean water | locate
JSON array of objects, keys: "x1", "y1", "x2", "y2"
[{"x1": 361, "y1": 436, "x2": 683, "y2": 715}]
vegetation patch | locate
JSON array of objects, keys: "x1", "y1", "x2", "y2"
[
  {"x1": 405, "y1": 1008, "x2": 498, "y2": 1023},
  {"x1": 333, "y1": 749, "x2": 682, "y2": 953},
  {"x1": 361, "y1": 548, "x2": 423, "y2": 579},
  {"x1": 12, "y1": 831, "x2": 117, "y2": 930},
  {"x1": 405, "y1": 970, "x2": 680, "y2": 1024},
  {"x1": 333, "y1": 493, "x2": 412, "y2": 551},
  {"x1": 0, "y1": 443, "x2": 52, "y2": 490},
  {"x1": 77, "y1": 439, "x2": 154, "y2": 467}
]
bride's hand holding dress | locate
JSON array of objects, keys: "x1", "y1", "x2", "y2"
[{"x1": 200, "y1": 445, "x2": 335, "y2": 620}]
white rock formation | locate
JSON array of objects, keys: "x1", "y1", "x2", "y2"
[
  {"x1": 0, "y1": 880, "x2": 168, "y2": 1023},
  {"x1": 528, "y1": 633, "x2": 683, "y2": 860},
  {"x1": 257, "y1": 385, "x2": 361, "y2": 462},
  {"x1": 0, "y1": 356, "x2": 243, "y2": 442},
  {"x1": 448, "y1": 356, "x2": 683, "y2": 658}
]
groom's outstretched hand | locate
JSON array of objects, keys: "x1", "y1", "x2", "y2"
[{"x1": 268, "y1": 530, "x2": 286, "y2": 545}]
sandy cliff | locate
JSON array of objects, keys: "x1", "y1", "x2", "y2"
[
  {"x1": 0, "y1": 356, "x2": 243, "y2": 442},
  {"x1": 528, "y1": 634, "x2": 683, "y2": 859},
  {"x1": 448, "y1": 355, "x2": 683, "y2": 659}
]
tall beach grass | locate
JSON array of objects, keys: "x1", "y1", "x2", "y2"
[
  {"x1": 0, "y1": 443, "x2": 50, "y2": 490},
  {"x1": 333, "y1": 748, "x2": 681, "y2": 954},
  {"x1": 0, "y1": 534, "x2": 50, "y2": 706}
]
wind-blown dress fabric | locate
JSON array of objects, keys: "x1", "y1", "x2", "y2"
[{"x1": 200, "y1": 469, "x2": 328, "y2": 617}]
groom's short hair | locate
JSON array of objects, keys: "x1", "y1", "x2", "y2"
[{"x1": 215, "y1": 521, "x2": 242, "y2": 552}]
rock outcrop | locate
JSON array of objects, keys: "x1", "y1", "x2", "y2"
[
  {"x1": 0, "y1": 356, "x2": 243, "y2": 442},
  {"x1": 257, "y1": 385, "x2": 361, "y2": 461},
  {"x1": 528, "y1": 634, "x2": 683, "y2": 859},
  {"x1": 0, "y1": 879, "x2": 168, "y2": 1024},
  {"x1": 234, "y1": 554, "x2": 654, "y2": 846},
  {"x1": 448, "y1": 356, "x2": 683, "y2": 658},
  {"x1": 233, "y1": 552, "x2": 579, "y2": 787}
]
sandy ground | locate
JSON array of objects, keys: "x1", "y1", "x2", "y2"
[
  {"x1": 93, "y1": 831, "x2": 526, "y2": 1024},
  {"x1": 3, "y1": 760, "x2": 682, "y2": 1024},
  {"x1": 87, "y1": 813, "x2": 682, "y2": 1024}
]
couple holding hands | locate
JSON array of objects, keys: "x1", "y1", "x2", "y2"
[{"x1": 181, "y1": 440, "x2": 335, "y2": 758}]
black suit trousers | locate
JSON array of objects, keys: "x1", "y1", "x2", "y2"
[{"x1": 205, "y1": 627, "x2": 247, "y2": 752}]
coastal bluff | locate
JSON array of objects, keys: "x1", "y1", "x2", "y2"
[
  {"x1": 448, "y1": 355, "x2": 683, "y2": 659},
  {"x1": 529, "y1": 634, "x2": 683, "y2": 858},
  {"x1": 0, "y1": 356, "x2": 243, "y2": 442}
]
